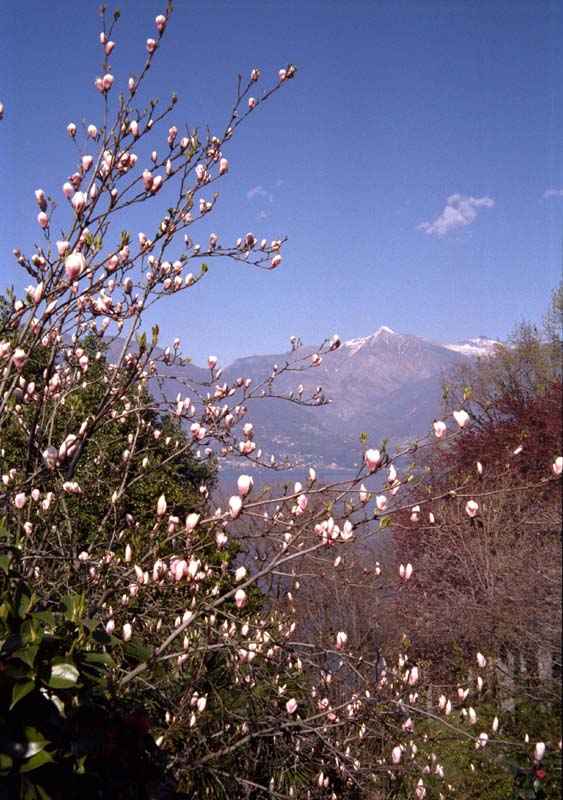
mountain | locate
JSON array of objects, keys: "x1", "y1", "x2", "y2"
[
  {"x1": 109, "y1": 327, "x2": 499, "y2": 471},
  {"x1": 219, "y1": 327, "x2": 498, "y2": 468}
]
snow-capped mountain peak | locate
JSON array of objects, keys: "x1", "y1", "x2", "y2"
[{"x1": 442, "y1": 336, "x2": 499, "y2": 357}]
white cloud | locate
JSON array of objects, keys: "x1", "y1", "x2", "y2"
[
  {"x1": 543, "y1": 188, "x2": 563, "y2": 198},
  {"x1": 246, "y1": 185, "x2": 273, "y2": 202},
  {"x1": 418, "y1": 193, "x2": 494, "y2": 237}
]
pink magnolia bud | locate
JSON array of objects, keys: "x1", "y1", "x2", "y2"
[
  {"x1": 250, "y1": 68, "x2": 260, "y2": 81},
  {"x1": 62, "y1": 182, "x2": 73, "y2": 198},
  {"x1": 95, "y1": 77, "x2": 104, "y2": 92},
  {"x1": 208, "y1": 355, "x2": 218, "y2": 369},
  {"x1": 82, "y1": 155, "x2": 94, "y2": 172},
  {"x1": 408, "y1": 665, "x2": 419, "y2": 685},
  {"x1": 365, "y1": 449, "x2": 381, "y2": 473},
  {"x1": 237, "y1": 474, "x2": 253, "y2": 496},
  {"x1": 67, "y1": 122, "x2": 77, "y2": 137},
  {"x1": 106, "y1": 619, "x2": 115, "y2": 634},
  {"x1": 35, "y1": 189, "x2": 47, "y2": 210},
  {"x1": 269, "y1": 254, "x2": 282, "y2": 269},
  {"x1": 151, "y1": 175, "x2": 163, "y2": 193},
  {"x1": 433, "y1": 420, "x2": 446, "y2": 438},
  {"x1": 155, "y1": 14, "x2": 167, "y2": 32},
  {"x1": 87, "y1": 124, "x2": 98, "y2": 138},
  {"x1": 229, "y1": 495, "x2": 242, "y2": 520},
  {"x1": 465, "y1": 499, "x2": 479, "y2": 518},
  {"x1": 552, "y1": 456, "x2": 563, "y2": 476},
  {"x1": 341, "y1": 520, "x2": 353, "y2": 540},
  {"x1": 146, "y1": 38, "x2": 157, "y2": 53},
  {"x1": 71, "y1": 192, "x2": 87, "y2": 214},
  {"x1": 64, "y1": 252, "x2": 86, "y2": 281},
  {"x1": 234, "y1": 588, "x2": 246, "y2": 608},
  {"x1": 492, "y1": 716, "x2": 499, "y2": 732},
  {"x1": 37, "y1": 212, "x2": 49, "y2": 229},
  {"x1": 335, "y1": 631, "x2": 348, "y2": 649},
  {"x1": 476, "y1": 732, "x2": 489, "y2": 749},
  {"x1": 156, "y1": 494, "x2": 167, "y2": 516},
  {"x1": 534, "y1": 742, "x2": 546, "y2": 762},
  {"x1": 453, "y1": 409, "x2": 470, "y2": 428},
  {"x1": 185, "y1": 512, "x2": 200, "y2": 532},
  {"x1": 128, "y1": 76, "x2": 136, "y2": 91},
  {"x1": 14, "y1": 492, "x2": 26, "y2": 509},
  {"x1": 105, "y1": 40, "x2": 115, "y2": 55},
  {"x1": 102, "y1": 73, "x2": 114, "y2": 91},
  {"x1": 375, "y1": 494, "x2": 388, "y2": 511},
  {"x1": 279, "y1": 68, "x2": 287, "y2": 81},
  {"x1": 235, "y1": 566, "x2": 247, "y2": 582},
  {"x1": 392, "y1": 745, "x2": 402, "y2": 764},
  {"x1": 286, "y1": 698, "x2": 297, "y2": 714},
  {"x1": 122, "y1": 623, "x2": 132, "y2": 642},
  {"x1": 219, "y1": 157, "x2": 229, "y2": 175},
  {"x1": 476, "y1": 652, "x2": 487, "y2": 669},
  {"x1": 248, "y1": 97, "x2": 256, "y2": 109},
  {"x1": 404, "y1": 563, "x2": 413, "y2": 580},
  {"x1": 142, "y1": 169, "x2": 153, "y2": 191}
]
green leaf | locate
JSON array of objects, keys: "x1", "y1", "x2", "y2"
[
  {"x1": 10, "y1": 680, "x2": 35, "y2": 709},
  {"x1": 123, "y1": 638, "x2": 152, "y2": 663},
  {"x1": 11, "y1": 644, "x2": 39, "y2": 669},
  {"x1": 0, "y1": 752, "x2": 13, "y2": 772},
  {"x1": 32, "y1": 611, "x2": 56, "y2": 629},
  {"x1": 47, "y1": 661, "x2": 79, "y2": 688},
  {"x1": 0, "y1": 554, "x2": 10, "y2": 573},
  {"x1": 16, "y1": 584, "x2": 34, "y2": 617},
  {"x1": 20, "y1": 727, "x2": 48, "y2": 758},
  {"x1": 60, "y1": 594, "x2": 83, "y2": 622},
  {"x1": 20, "y1": 749, "x2": 55, "y2": 774}
]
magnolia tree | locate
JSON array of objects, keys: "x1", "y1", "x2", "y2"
[{"x1": 0, "y1": 6, "x2": 561, "y2": 799}]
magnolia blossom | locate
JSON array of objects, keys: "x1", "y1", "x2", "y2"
[
  {"x1": 375, "y1": 494, "x2": 388, "y2": 511},
  {"x1": 465, "y1": 499, "x2": 479, "y2": 517},
  {"x1": 237, "y1": 474, "x2": 253, "y2": 496},
  {"x1": 335, "y1": 631, "x2": 348, "y2": 650},
  {"x1": 453, "y1": 409, "x2": 470, "y2": 428},
  {"x1": 235, "y1": 566, "x2": 247, "y2": 582},
  {"x1": 391, "y1": 745, "x2": 402, "y2": 764},
  {"x1": 408, "y1": 665, "x2": 419, "y2": 685},
  {"x1": 185, "y1": 512, "x2": 200, "y2": 532},
  {"x1": 433, "y1": 420, "x2": 447, "y2": 438},
  {"x1": 234, "y1": 588, "x2": 247, "y2": 608},
  {"x1": 286, "y1": 698, "x2": 297, "y2": 714},
  {"x1": 364, "y1": 448, "x2": 381, "y2": 473},
  {"x1": 122, "y1": 623, "x2": 132, "y2": 642},
  {"x1": 64, "y1": 252, "x2": 86, "y2": 281},
  {"x1": 534, "y1": 742, "x2": 546, "y2": 762},
  {"x1": 208, "y1": 355, "x2": 218, "y2": 369},
  {"x1": 553, "y1": 456, "x2": 563, "y2": 476},
  {"x1": 12, "y1": 349, "x2": 28, "y2": 369},
  {"x1": 476, "y1": 652, "x2": 487, "y2": 669},
  {"x1": 229, "y1": 495, "x2": 242, "y2": 520},
  {"x1": 475, "y1": 732, "x2": 489, "y2": 749},
  {"x1": 156, "y1": 494, "x2": 167, "y2": 516}
]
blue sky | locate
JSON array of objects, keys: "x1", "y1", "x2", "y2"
[{"x1": 1, "y1": 0, "x2": 561, "y2": 366}]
